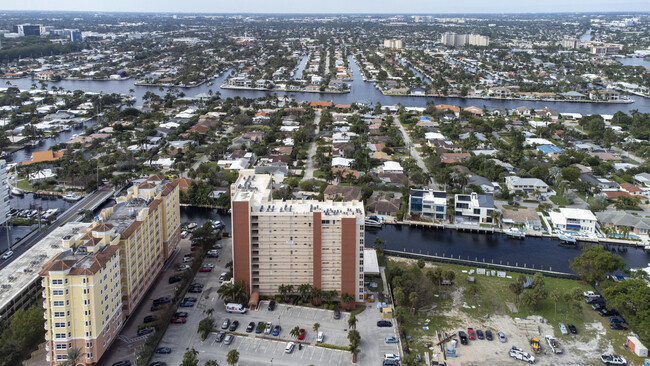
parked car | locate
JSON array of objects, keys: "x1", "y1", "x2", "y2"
[
  {"x1": 497, "y1": 331, "x2": 507, "y2": 343},
  {"x1": 150, "y1": 304, "x2": 163, "y2": 312},
  {"x1": 221, "y1": 319, "x2": 231, "y2": 329},
  {"x1": 268, "y1": 300, "x2": 276, "y2": 311},
  {"x1": 285, "y1": 342, "x2": 295, "y2": 353},
  {"x1": 112, "y1": 361, "x2": 132, "y2": 366},
  {"x1": 215, "y1": 331, "x2": 226, "y2": 342},
  {"x1": 334, "y1": 308, "x2": 341, "y2": 319},
  {"x1": 558, "y1": 323, "x2": 568, "y2": 335},
  {"x1": 168, "y1": 276, "x2": 182, "y2": 284},
  {"x1": 586, "y1": 297, "x2": 605, "y2": 304},
  {"x1": 609, "y1": 317, "x2": 625, "y2": 324},
  {"x1": 298, "y1": 328, "x2": 306, "y2": 340},
  {"x1": 138, "y1": 327, "x2": 154, "y2": 336},
  {"x1": 467, "y1": 328, "x2": 476, "y2": 340},
  {"x1": 377, "y1": 320, "x2": 392, "y2": 327},
  {"x1": 273, "y1": 325, "x2": 281, "y2": 336},
  {"x1": 265, "y1": 322, "x2": 273, "y2": 334},
  {"x1": 583, "y1": 291, "x2": 601, "y2": 298},
  {"x1": 176, "y1": 264, "x2": 190, "y2": 271},
  {"x1": 199, "y1": 266, "x2": 212, "y2": 272},
  {"x1": 149, "y1": 362, "x2": 166, "y2": 366},
  {"x1": 592, "y1": 303, "x2": 606, "y2": 311},
  {"x1": 207, "y1": 250, "x2": 219, "y2": 258},
  {"x1": 218, "y1": 273, "x2": 227, "y2": 283},
  {"x1": 246, "y1": 321, "x2": 255, "y2": 332},
  {"x1": 213, "y1": 243, "x2": 223, "y2": 249},
  {"x1": 476, "y1": 329, "x2": 484, "y2": 340},
  {"x1": 599, "y1": 308, "x2": 618, "y2": 317},
  {"x1": 229, "y1": 320, "x2": 240, "y2": 331},
  {"x1": 567, "y1": 324, "x2": 578, "y2": 334},
  {"x1": 1, "y1": 251, "x2": 14, "y2": 260},
  {"x1": 171, "y1": 317, "x2": 186, "y2": 324},
  {"x1": 610, "y1": 324, "x2": 628, "y2": 330},
  {"x1": 224, "y1": 334, "x2": 234, "y2": 345},
  {"x1": 153, "y1": 297, "x2": 170, "y2": 305},
  {"x1": 188, "y1": 287, "x2": 203, "y2": 293},
  {"x1": 385, "y1": 336, "x2": 399, "y2": 344},
  {"x1": 485, "y1": 330, "x2": 493, "y2": 341},
  {"x1": 180, "y1": 301, "x2": 195, "y2": 307},
  {"x1": 255, "y1": 321, "x2": 264, "y2": 333},
  {"x1": 155, "y1": 347, "x2": 171, "y2": 354},
  {"x1": 458, "y1": 331, "x2": 468, "y2": 345},
  {"x1": 174, "y1": 312, "x2": 188, "y2": 318},
  {"x1": 143, "y1": 315, "x2": 158, "y2": 323},
  {"x1": 317, "y1": 331, "x2": 324, "y2": 343}
]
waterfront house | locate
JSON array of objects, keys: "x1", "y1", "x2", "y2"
[
  {"x1": 323, "y1": 185, "x2": 362, "y2": 201},
  {"x1": 596, "y1": 211, "x2": 650, "y2": 237},
  {"x1": 549, "y1": 208, "x2": 597, "y2": 233},
  {"x1": 22, "y1": 150, "x2": 64, "y2": 166},
  {"x1": 505, "y1": 176, "x2": 549, "y2": 194},
  {"x1": 454, "y1": 192, "x2": 495, "y2": 224},
  {"x1": 409, "y1": 189, "x2": 447, "y2": 221},
  {"x1": 501, "y1": 208, "x2": 542, "y2": 230},
  {"x1": 367, "y1": 195, "x2": 401, "y2": 217}
]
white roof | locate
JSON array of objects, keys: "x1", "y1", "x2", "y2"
[
  {"x1": 506, "y1": 176, "x2": 549, "y2": 188},
  {"x1": 425, "y1": 132, "x2": 445, "y2": 140},
  {"x1": 332, "y1": 157, "x2": 354, "y2": 168},
  {"x1": 525, "y1": 137, "x2": 553, "y2": 146},
  {"x1": 363, "y1": 249, "x2": 380, "y2": 275},
  {"x1": 382, "y1": 161, "x2": 403, "y2": 172},
  {"x1": 559, "y1": 208, "x2": 597, "y2": 221}
]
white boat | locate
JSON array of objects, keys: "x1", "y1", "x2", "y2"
[
  {"x1": 545, "y1": 335, "x2": 562, "y2": 354},
  {"x1": 600, "y1": 354, "x2": 627, "y2": 365},
  {"x1": 365, "y1": 216, "x2": 383, "y2": 228},
  {"x1": 11, "y1": 187, "x2": 24, "y2": 196},
  {"x1": 505, "y1": 228, "x2": 526, "y2": 239},
  {"x1": 63, "y1": 193, "x2": 82, "y2": 201},
  {"x1": 558, "y1": 234, "x2": 576, "y2": 244}
]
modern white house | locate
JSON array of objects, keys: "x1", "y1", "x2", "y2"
[
  {"x1": 549, "y1": 208, "x2": 598, "y2": 233},
  {"x1": 505, "y1": 176, "x2": 550, "y2": 193},
  {"x1": 454, "y1": 192, "x2": 496, "y2": 224},
  {"x1": 409, "y1": 189, "x2": 447, "y2": 221},
  {"x1": 380, "y1": 161, "x2": 404, "y2": 174}
]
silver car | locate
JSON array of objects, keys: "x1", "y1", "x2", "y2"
[
  {"x1": 224, "y1": 333, "x2": 234, "y2": 345},
  {"x1": 558, "y1": 323, "x2": 568, "y2": 335},
  {"x1": 497, "y1": 331, "x2": 507, "y2": 343}
]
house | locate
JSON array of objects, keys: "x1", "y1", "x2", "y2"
[
  {"x1": 579, "y1": 173, "x2": 618, "y2": 189},
  {"x1": 454, "y1": 193, "x2": 495, "y2": 224},
  {"x1": 409, "y1": 189, "x2": 447, "y2": 221},
  {"x1": 309, "y1": 101, "x2": 333, "y2": 109},
  {"x1": 366, "y1": 195, "x2": 401, "y2": 216},
  {"x1": 28, "y1": 168, "x2": 57, "y2": 183},
  {"x1": 488, "y1": 87, "x2": 512, "y2": 98},
  {"x1": 536, "y1": 145, "x2": 564, "y2": 156},
  {"x1": 331, "y1": 157, "x2": 354, "y2": 168},
  {"x1": 323, "y1": 185, "x2": 362, "y2": 201},
  {"x1": 620, "y1": 183, "x2": 648, "y2": 203},
  {"x1": 596, "y1": 211, "x2": 650, "y2": 236},
  {"x1": 633, "y1": 173, "x2": 650, "y2": 187},
  {"x1": 463, "y1": 106, "x2": 483, "y2": 117},
  {"x1": 172, "y1": 178, "x2": 196, "y2": 192},
  {"x1": 501, "y1": 208, "x2": 542, "y2": 230},
  {"x1": 441, "y1": 153, "x2": 471, "y2": 164},
  {"x1": 380, "y1": 161, "x2": 403, "y2": 174},
  {"x1": 505, "y1": 176, "x2": 549, "y2": 193},
  {"x1": 22, "y1": 150, "x2": 64, "y2": 165},
  {"x1": 549, "y1": 208, "x2": 597, "y2": 233}
]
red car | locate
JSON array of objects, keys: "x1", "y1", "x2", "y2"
[
  {"x1": 199, "y1": 266, "x2": 212, "y2": 272},
  {"x1": 171, "y1": 317, "x2": 187, "y2": 324},
  {"x1": 298, "y1": 328, "x2": 306, "y2": 340},
  {"x1": 467, "y1": 328, "x2": 476, "y2": 340}
]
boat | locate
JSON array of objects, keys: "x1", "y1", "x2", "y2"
[
  {"x1": 558, "y1": 234, "x2": 576, "y2": 244},
  {"x1": 63, "y1": 193, "x2": 82, "y2": 201},
  {"x1": 11, "y1": 187, "x2": 24, "y2": 196},
  {"x1": 645, "y1": 244, "x2": 650, "y2": 252},
  {"x1": 505, "y1": 228, "x2": 526, "y2": 239},
  {"x1": 545, "y1": 335, "x2": 562, "y2": 354},
  {"x1": 364, "y1": 216, "x2": 383, "y2": 228},
  {"x1": 600, "y1": 354, "x2": 627, "y2": 365}
]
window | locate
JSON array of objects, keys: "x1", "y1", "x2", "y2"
[
  {"x1": 56, "y1": 355, "x2": 68, "y2": 361},
  {"x1": 52, "y1": 290, "x2": 63, "y2": 296},
  {"x1": 55, "y1": 333, "x2": 66, "y2": 339},
  {"x1": 54, "y1": 312, "x2": 65, "y2": 318},
  {"x1": 53, "y1": 301, "x2": 64, "y2": 307},
  {"x1": 52, "y1": 279, "x2": 63, "y2": 285},
  {"x1": 473, "y1": 208, "x2": 481, "y2": 215},
  {"x1": 54, "y1": 322, "x2": 65, "y2": 328},
  {"x1": 55, "y1": 344, "x2": 67, "y2": 350}
]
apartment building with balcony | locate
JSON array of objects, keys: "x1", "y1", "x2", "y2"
[
  {"x1": 408, "y1": 189, "x2": 447, "y2": 221},
  {"x1": 454, "y1": 192, "x2": 495, "y2": 224},
  {"x1": 40, "y1": 176, "x2": 180, "y2": 366},
  {"x1": 231, "y1": 170, "x2": 365, "y2": 303}
]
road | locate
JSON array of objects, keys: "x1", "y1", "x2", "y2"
[
  {"x1": 393, "y1": 114, "x2": 435, "y2": 187},
  {"x1": 303, "y1": 111, "x2": 321, "y2": 180},
  {"x1": 0, "y1": 186, "x2": 114, "y2": 270}
]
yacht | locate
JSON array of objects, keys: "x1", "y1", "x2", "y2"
[
  {"x1": 600, "y1": 354, "x2": 627, "y2": 365},
  {"x1": 63, "y1": 192, "x2": 82, "y2": 201},
  {"x1": 11, "y1": 187, "x2": 24, "y2": 196},
  {"x1": 558, "y1": 234, "x2": 576, "y2": 244},
  {"x1": 364, "y1": 216, "x2": 383, "y2": 228},
  {"x1": 504, "y1": 228, "x2": 526, "y2": 239}
]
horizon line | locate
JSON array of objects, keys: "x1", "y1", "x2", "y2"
[{"x1": 1, "y1": 10, "x2": 649, "y2": 15}]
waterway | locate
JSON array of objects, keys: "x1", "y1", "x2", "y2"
[
  {"x1": 293, "y1": 53, "x2": 309, "y2": 80},
  {"x1": 618, "y1": 57, "x2": 650, "y2": 70},
  {"x1": 580, "y1": 29, "x2": 592, "y2": 43},
  {"x1": 4, "y1": 55, "x2": 650, "y2": 114}
]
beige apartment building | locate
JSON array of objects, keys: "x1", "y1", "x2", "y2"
[
  {"x1": 231, "y1": 170, "x2": 365, "y2": 303},
  {"x1": 40, "y1": 176, "x2": 180, "y2": 365}
]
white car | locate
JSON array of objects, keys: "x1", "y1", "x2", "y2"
[
  {"x1": 285, "y1": 342, "x2": 295, "y2": 353},
  {"x1": 265, "y1": 322, "x2": 273, "y2": 334},
  {"x1": 583, "y1": 291, "x2": 601, "y2": 298},
  {"x1": 558, "y1": 323, "x2": 568, "y2": 335},
  {"x1": 384, "y1": 353, "x2": 400, "y2": 361},
  {"x1": 317, "y1": 331, "x2": 324, "y2": 343},
  {"x1": 1, "y1": 251, "x2": 13, "y2": 260}
]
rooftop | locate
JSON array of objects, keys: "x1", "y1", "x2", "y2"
[{"x1": 0, "y1": 222, "x2": 87, "y2": 312}]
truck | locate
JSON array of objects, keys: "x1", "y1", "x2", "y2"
[
  {"x1": 226, "y1": 303, "x2": 247, "y2": 313},
  {"x1": 627, "y1": 336, "x2": 648, "y2": 357},
  {"x1": 509, "y1": 347, "x2": 535, "y2": 364},
  {"x1": 583, "y1": 291, "x2": 601, "y2": 298},
  {"x1": 530, "y1": 337, "x2": 541, "y2": 354},
  {"x1": 545, "y1": 335, "x2": 563, "y2": 354}
]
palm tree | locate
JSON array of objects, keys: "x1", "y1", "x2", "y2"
[
  {"x1": 205, "y1": 361, "x2": 219, "y2": 366},
  {"x1": 550, "y1": 290, "x2": 561, "y2": 321},
  {"x1": 508, "y1": 282, "x2": 523, "y2": 309},
  {"x1": 297, "y1": 284, "x2": 312, "y2": 303},
  {"x1": 226, "y1": 349, "x2": 239, "y2": 366},
  {"x1": 348, "y1": 329, "x2": 361, "y2": 363},
  {"x1": 488, "y1": 210, "x2": 501, "y2": 227},
  {"x1": 313, "y1": 322, "x2": 320, "y2": 334},
  {"x1": 341, "y1": 293, "x2": 354, "y2": 311},
  {"x1": 348, "y1": 313, "x2": 358, "y2": 330},
  {"x1": 409, "y1": 291, "x2": 419, "y2": 315},
  {"x1": 289, "y1": 326, "x2": 300, "y2": 338},
  {"x1": 60, "y1": 348, "x2": 82, "y2": 366},
  {"x1": 311, "y1": 288, "x2": 323, "y2": 306}
]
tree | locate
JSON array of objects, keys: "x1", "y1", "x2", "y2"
[
  {"x1": 569, "y1": 246, "x2": 626, "y2": 283},
  {"x1": 313, "y1": 323, "x2": 320, "y2": 334},
  {"x1": 550, "y1": 290, "x2": 561, "y2": 321},
  {"x1": 226, "y1": 349, "x2": 240, "y2": 366},
  {"x1": 198, "y1": 316, "x2": 215, "y2": 341},
  {"x1": 417, "y1": 259, "x2": 425, "y2": 269},
  {"x1": 205, "y1": 361, "x2": 219, "y2": 366},
  {"x1": 347, "y1": 329, "x2": 361, "y2": 363},
  {"x1": 289, "y1": 326, "x2": 300, "y2": 338},
  {"x1": 348, "y1": 313, "x2": 358, "y2": 330},
  {"x1": 180, "y1": 349, "x2": 199, "y2": 366},
  {"x1": 0, "y1": 304, "x2": 45, "y2": 366},
  {"x1": 373, "y1": 237, "x2": 385, "y2": 254},
  {"x1": 521, "y1": 291, "x2": 538, "y2": 310},
  {"x1": 602, "y1": 278, "x2": 650, "y2": 342},
  {"x1": 341, "y1": 293, "x2": 354, "y2": 311},
  {"x1": 409, "y1": 292, "x2": 419, "y2": 315},
  {"x1": 508, "y1": 282, "x2": 523, "y2": 309},
  {"x1": 60, "y1": 348, "x2": 82, "y2": 366},
  {"x1": 297, "y1": 284, "x2": 313, "y2": 303},
  {"x1": 393, "y1": 286, "x2": 406, "y2": 306}
]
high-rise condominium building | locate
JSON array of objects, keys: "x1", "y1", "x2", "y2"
[
  {"x1": 383, "y1": 39, "x2": 404, "y2": 50},
  {"x1": 441, "y1": 32, "x2": 489, "y2": 47},
  {"x1": 231, "y1": 170, "x2": 365, "y2": 303},
  {"x1": 0, "y1": 160, "x2": 8, "y2": 226},
  {"x1": 40, "y1": 176, "x2": 180, "y2": 365}
]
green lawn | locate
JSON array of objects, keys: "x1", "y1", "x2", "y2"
[
  {"x1": 550, "y1": 195, "x2": 571, "y2": 207},
  {"x1": 313, "y1": 170, "x2": 327, "y2": 179},
  {"x1": 16, "y1": 180, "x2": 35, "y2": 192}
]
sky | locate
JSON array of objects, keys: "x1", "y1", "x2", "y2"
[{"x1": 2, "y1": 0, "x2": 650, "y2": 14}]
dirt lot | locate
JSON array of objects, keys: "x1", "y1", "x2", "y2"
[{"x1": 388, "y1": 257, "x2": 635, "y2": 366}]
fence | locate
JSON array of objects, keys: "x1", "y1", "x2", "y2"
[{"x1": 383, "y1": 249, "x2": 578, "y2": 279}]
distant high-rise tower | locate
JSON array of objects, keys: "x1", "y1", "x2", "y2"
[
  {"x1": 441, "y1": 32, "x2": 489, "y2": 47},
  {"x1": 383, "y1": 39, "x2": 404, "y2": 50}
]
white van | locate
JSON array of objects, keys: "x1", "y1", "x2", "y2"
[
  {"x1": 317, "y1": 331, "x2": 324, "y2": 343},
  {"x1": 225, "y1": 303, "x2": 247, "y2": 313},
  {"x1": 285, "y1": 342, "x2": 295, "y2": 353}
]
